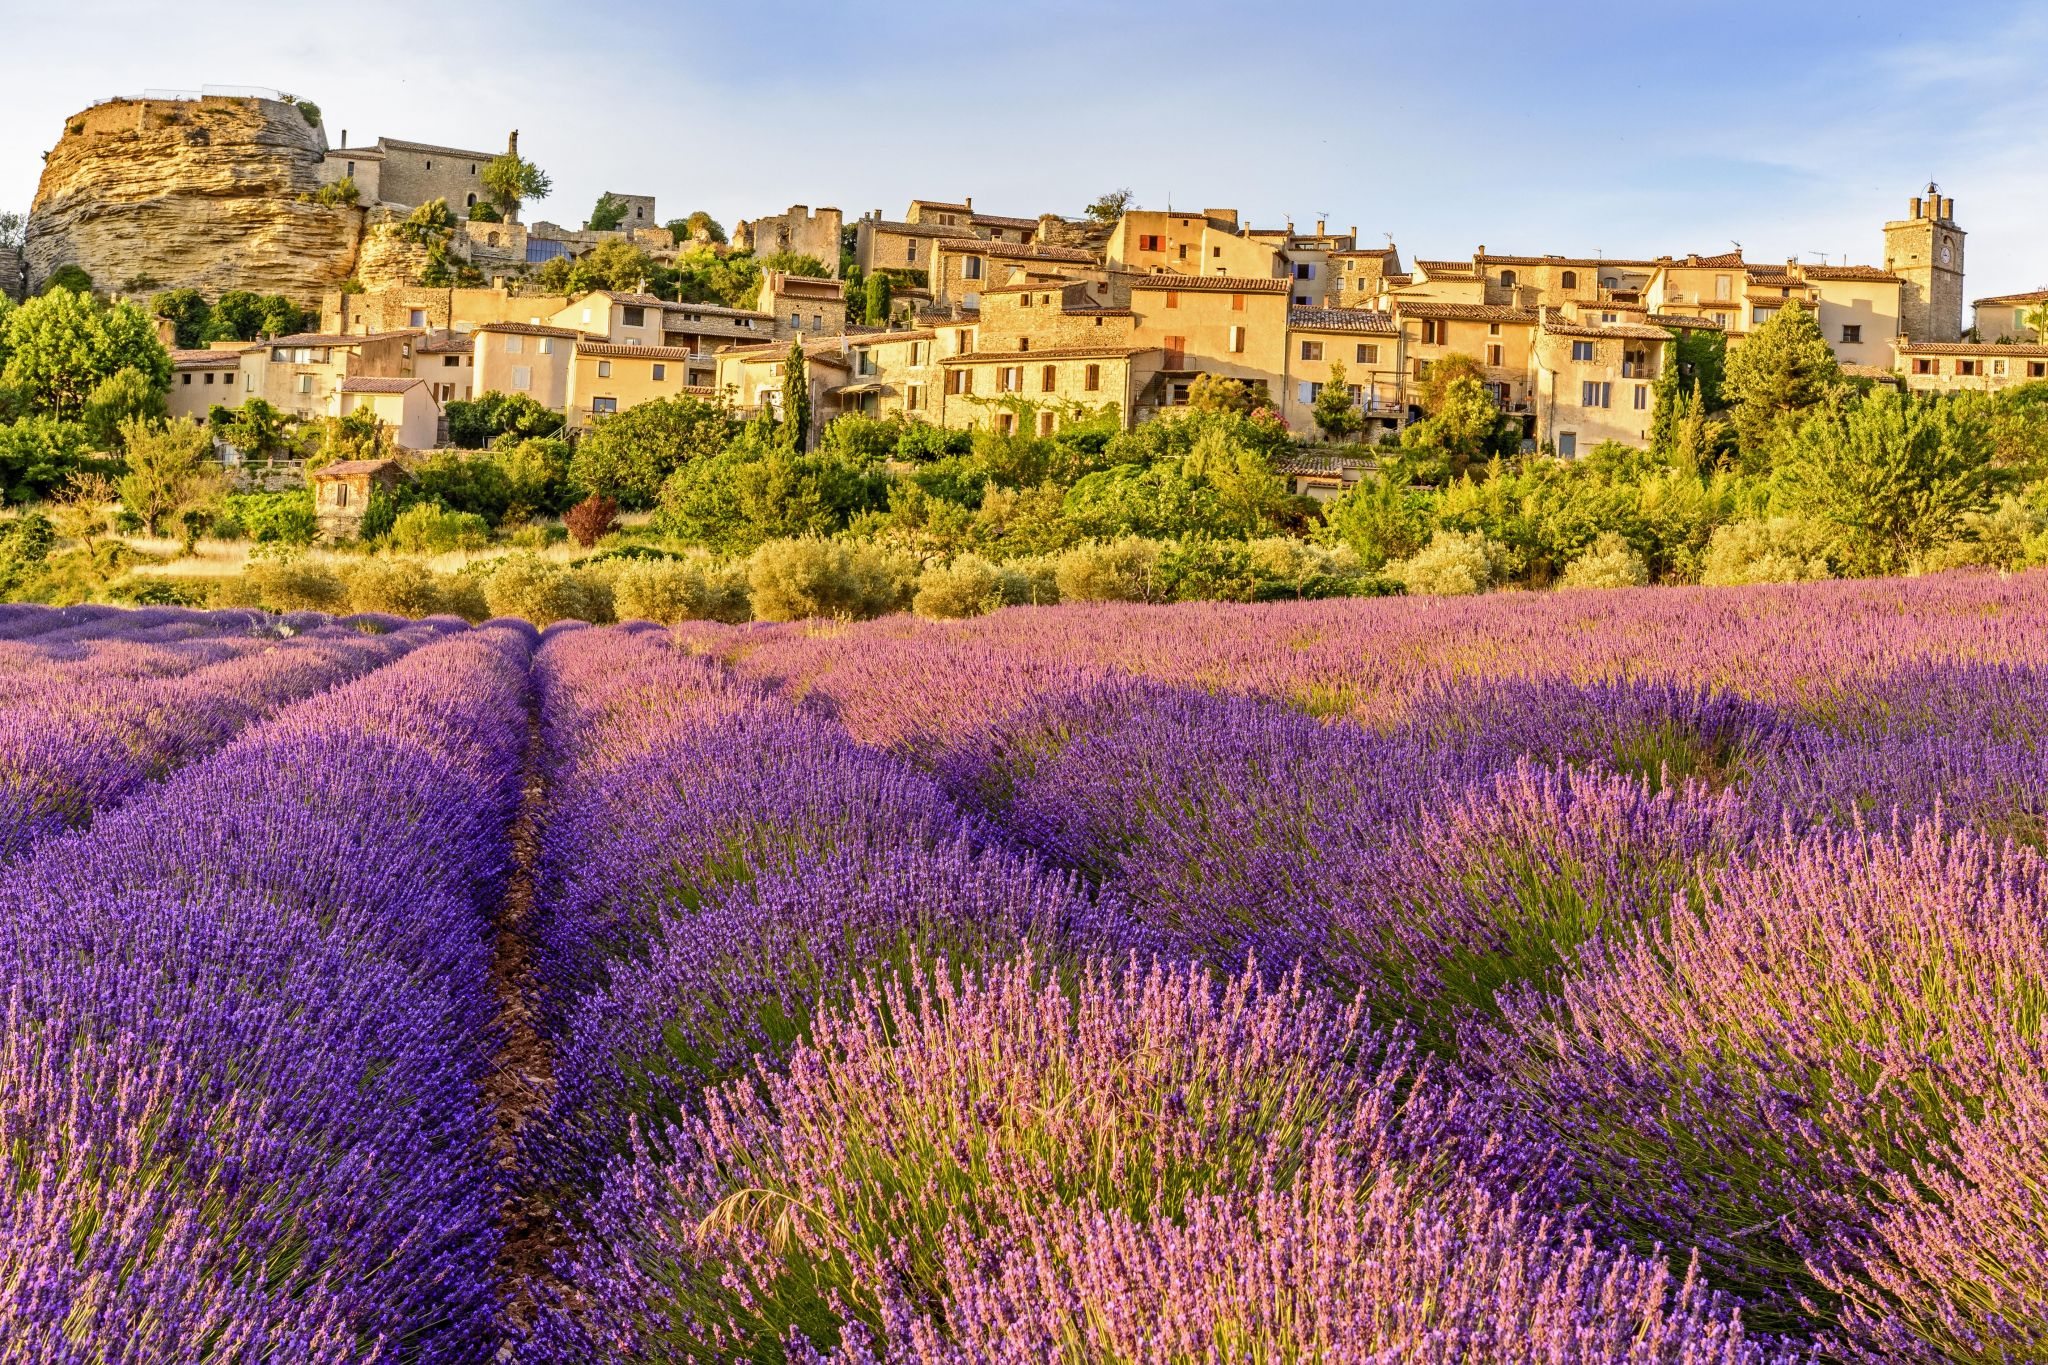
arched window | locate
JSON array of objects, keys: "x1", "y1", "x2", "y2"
[
  {"x1": 487, "y1": 232, "x2": 500, "y2": 247},
  {"x1": 1499, "y1": 270, "x2": 1517, "y2": 288},
  {"x1": 466, "y1": 192, "x2": 477, "y2": 208},
  {"x1": 1560, "y1": 270, "x2": 1578, "y2": 289}
]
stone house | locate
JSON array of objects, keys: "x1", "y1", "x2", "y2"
[
  {"x1": 1799, "y1": 265, "x2": 1905, "y2": 370},
  {"x1": 597, "y1": 193, "x2": 657, "y2": 231},
  {"x1": 1123, "y1": 275, "x2": 1291, "y2": 416},
  {"x1": 712, "y1": 337, "x2": 851, "y2": 443},
  {"x1": 659, "y1": 302, "x2": 774, "y2": 374},
  {"x1": 832, "y1": 330, "x2": 941, "y2": 420},
  {"x1": 1897, "y1": 341, "x2": 2048, "y2": 394},
  {"x1": 1281, "y1": 308, "x2": 1404, "y2": 439},
  {"x1": 758, "y1": 272, "x2": 847, "y2": 338},
  {"x1": 322, "y1": 284, "x2": 572, "y2": 337},
  {"x1": 551, "y1": 291, "x2": 667, "y2": 347},
  {"x1": 472, "y1": 322, "x2": 580, "y2": 410},
  {"x1": 417, "y1": 331, "x2": 477, "y2": 403},
  {"x1": 929, "y1": 240, "x2": 1098, "y2": 312},
  {"x1": 239, "y1": 330, "x2": 420, "y2": 421},
  {"x1": 1105, "y1": 207, "x2": 1282, "y2": 281},
  {"x1": 1331, "y1": 246, "x2": 1403, "y2": 307},
  {"x1": 1972, "y1": 289, "x2": 2048, "y2": 342},
  {"x1": 852, "y1": 214, "x2": 957, "y2": 277},
  {"x1": 1642, "y1": 252, "x2": 1748, "y2": 330},
  {"x1": 168, "y1": 347, "x2": 246, "y2": 422},
  {"x1": 311, "y1": 458, "x2": 406, "y2": 539},
  {"x1": 1393, "y1": 302, "x2": 1539, "y2": 418},
  {"x1": 337, "y1": 377, "x2": 441, "y2": 451},
  {"x1": 932, "y1": 345, "x2": 1161, "y2": 434},
  {"x1": 1529, "y1": 308, "x2": 1670, "y2": 455},
  {"x1": 569, "y1": 343, "x2": 719, "y2": 428},
  {"x1": 319, "y1": 131, "x2": 512, "y2": 216}
]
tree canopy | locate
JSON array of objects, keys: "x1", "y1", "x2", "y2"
[{"x1": 1, "y1": 290, "x2": 169, "y2": 420}]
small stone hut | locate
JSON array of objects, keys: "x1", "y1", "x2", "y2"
[{"x1": 311, "y1": 458, "x2": 406, "y2": 540}]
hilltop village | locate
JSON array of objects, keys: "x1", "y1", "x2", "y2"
[{"x1": 7, "y1": 89, "x2": 2036, "y2": 465}]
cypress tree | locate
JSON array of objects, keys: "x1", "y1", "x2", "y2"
[{"x1": 781, "y1": 339, "x2": 811, "y2": 452}]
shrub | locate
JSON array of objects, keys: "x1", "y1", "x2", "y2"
[
  {"x1": 1919, "y1": 493, "x2": 2048, "y2": 572},
  {"x1": 215, "y1": 490, "x2": 317, "y2": 547},
  {"x1": 1157, "y1": 536, "x2": 1259, "y2": 602},
  {"x1": 611, "y1": 554, "x2": 751, "y2": 624},
  {"x1": 1558, "y1": 532, "x2": 1651, "y2": 590},
  {"x1": 388, "y1": 502, "x2": 491, "y2": 554},
  {"x1": 484, "y1": 554, "x2": 613, "y2": 626},
  {"x1": 747, "y1": 537, "x2": 915, "y2": 622},
  {"x1": 565, "y1": 494, "x2": 620, "y2": 548},
  {"x1": 1389, "y1": 529, "x2": 1509, "y2": 596},
  {"x1": 1699, "y1": 518, "x2": 1833, "y2": 586},
  {"x1": 1054, "y1": 536, "x2": 1165, "y2": 603},
  {"x1": 344, "y1": 560, "x2": 445, "y2": 617},
  {"x1": 242, "y1": 558, "x2": 346, "y2": 612},
  {"x1": 913, "y1": 555, "x2": 1018, "y2": 620}
]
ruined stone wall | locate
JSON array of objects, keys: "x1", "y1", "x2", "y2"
[
  {"x1": 735, "y1": 205, "x2": 844, "y2": 276},
  {"x1": 0, "y1": 246, "x2": 22, "y2": 301}
]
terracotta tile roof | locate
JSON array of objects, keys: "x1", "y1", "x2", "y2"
[
  {"x1": 1802, "y1": 265, "x2": 1901, "y2": 283},
  {"x1": 1973, "y1": 289, "x2": 2048, "y2": 306},
  {"x1": 937, "y1": 238, "x2": 1096, "y2": 263},
  {"x1": 1063, "y1": 307, "x2": 1135, "y2": 317},
  {"x1": 1122, "y1": 273, "x2": 1290, "y2": 294},
  {"x1": 847, "y1": 329, "x2": 937, "y2": 345},
  {"x1": 1900, "y1": 341, "x2": 2048, "y2": 357},
  {"x1": 476, "y1": 321, "x2": 583, "y2": 338},
  {"x1": 1332, "y1": 247, "x2": 1399, "y2": 258},
  {"x1": 866, "y1": 219, "x2": 960, "y2": 239},
  {"x1": 1394, "y1": 302, "x2": 1536, "y2": 323},
  {"x1": 1651, "y1": 314, "x2": 1729, "y2": 331},
  {"x1": 578, "y1": 342, "x2": 718, "y2": 361},
  {"x1": 971, "y1": 212, "x2": 1042, "y2": 230},
  {"x1": 911, "y1": 199, "x2": 972, "y2": 212},
  {"x1": 1475, "y1": 254, "x2": 1662, "y2": 269},
  {"x1": 718, "y1": 337, "x2": 857, "y2": 366},
  {"x1": 1382, "y1": 273, "x2": 1413, "y2": 285},
  {"x1": 171, "y1": 349, "x2": 239, "y2": 367},
  {"x1": 941, "y1": 345, "x2": 1158, "y2": 363},
  {"x1": 260, "y1": 330, "x2": 419, "y2": 348},
  {"x1": 1666, "y1": 251, "x2": 1746, "y2": 269},
  {"x1": 377, "y1": 137, "x2": 497, "y2": 161},
  {"x1": 1744, "y1": 270, "x2": 1801, "y2": 286},
  {"x1": 593, "y1": 291, "x2": 667, "y2": 306},
  {"x1": 1288, "y1": 306, "x2": 1398, "y2": 334},
  {"x1": 1539, "y1": 309, "x2": 1677, "y2": 341},
  {"x1": 340, "y1": 377, "x2": 428, "y2": 395},
  {"x1": 663, "y1": 301, "x2": 773, "y2": 320},
  {"x1": 416, "y1": 330, "x2": 473, "y2": 354},
  {"x1": 314, "y1": 458, "x2": 405, "y2": 477},
  {"x1": 1414, "y1": 260, "x2": 1477, "y2": 276}
]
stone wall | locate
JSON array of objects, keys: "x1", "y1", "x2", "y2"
[
  {"x1": 735, "y1": 205, "x2": 844, "y2": 275},
  {"x1": 0, "y1": 245, "x2": 22, "y2": 301},
  {"x1": 26, "y1": 95, "x2": 360, "y2": 304}
]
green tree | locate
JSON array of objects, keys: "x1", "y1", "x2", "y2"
[
  {"x1": 445, "y1": 391, "x2": 562, "y2": 448},
  {"x1": 1063, "y1": 462, "x2": 1227, "y2": 540},
  {"x1": 1417, "y1": 352, "x2": 1487, "y2": 414},
  {"x1": 758, "y1": 251, "x2": 831, "y2": 279},
  {"x1": 667, "y1": 211, "x2": 726, "y2": 246},
  {"x1": 1723, "y1": 301, "x2": 1841, "y2": 468},
  {"x1": 862, "y1": 271, "x2": 893, "y2": 326},
  {"x1": 1402, "y1": 375, "x2": 1517, "y2": 479},
  {"x1": 1187, "y1": 374, "x2": 1255, "y2": 416},
  {"x1": 152, "y1": 289, "x2": 212, "y2": 349},
  {"x1": 530, "y1": 239, "x2": 658, "y2": 296},
  {"x1": 211, "y1": 397, "x2": 292, "y2": 460},
  {"x1": 202, "y1": 291, "x2": 310, "y2": 343},
  {"x1": 468, "y1": 200, "x2": 503, "y2": 223},
  {"x1": 1, "y1": 289, "x2": 169, "y2": 419},
  {"x1": 482, "y1": 152, "x2": 551, "y2": 218},
  {"x1": 780, "y1": 340, "x2": 811, "y2": 453},
  {"x1": 0, "y1": 417, "x2": 91, "y2": 503},
  {"x1": 40, "y1": 264, "x2": 93, "y2": 296},
  {"x1": 1313, "y1": 361, "x2": 1364, "y2": 440},
  {"x1": 83, "y1": 367, "x2": 168, "y2": 450},
  {"x1": 117, "y1": 417, "x2": 223, "y2": 536},
  {"x1": 1777, "y1": 389, "x2": 1993, "y2": 575},
  {"x1": 569, "y1": 395, "x2": 737, "y2": 508},
  {"x1": 1085, "y1": 190, "x2": 1133, "y2": 224},
  {"x1": 2023, "y1": 301, "x2": 2048, "y2": 342},
  {"x1": 587, "y1": 192, "x2": 629, "y2": 232},
  {"x1": 1323, "y1": 461, "x2": 1432, "y2": 569}
]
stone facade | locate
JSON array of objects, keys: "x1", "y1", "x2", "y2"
[
  {"x1": 599, "y1": 192, "x2": 658, "y2": 231},
  {"x1": 1898, "y1": 342, "x2": 2048, "y2": 394},
  {"x1": 322, "y1": 284, "x2": 572, "y2": 336},
  {"x1": 734, "y1": 205, "x2": 843, "y2": 275},
  {"x1": 758, "y1": 272, "x2": 847, "y2": 338},
  {"x1": 320, "y1": 133, "x2": 509, "y2": 215},
  {"x1": 1972, "y1": 289, "x2": 2048, "y2": 342},
  {"x1": 311, "y1": 458, "x2": 406, "y2": 540}
]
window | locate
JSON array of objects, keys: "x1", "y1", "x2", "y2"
[
  {"x1": 963, "y1": 256, "x2": 983, "y2": 280},
  {"x1": 907, "y1": 241, "x2": 918, "y2": 264},
  {"x1": 1956, "y1": 359, "x2": 1980, "y2": 376},
  {"x1": 346, "y1": 161, "x2": 355, "y2": 177},
  {"x1": 512, "y1": 365, "x2": 532, "y2": 390},
  {"x1": 907, "y1": 384, "x2": 924, "y2": 409},
  {"x1": 467, "y1": 192, "x2": 477, "y2": 208},
  {"x1": 1487, "y1": 344, "x2": 1504, "y2": 366},
  {"x1": 444, "y1": 355, "x2": 461, "y2": 368},
  {"x1": 2032, "y1": 362, "x2": 2047, "y2": 379},
  {"x1": 1488, "y1": 322, "x2": 1502, "y2": 336},
  {"x1": 1297, "y1": 381, "x2": 1316, "y2": 403},
  {"x1": 652, "y1": 363, "x2": 666, "y2": 380},
  {"x1": 1558, "y1": 432, "x2": 1577, "y2": 456},
  {"x1": 1084, "y1": 364, "x2": 1101, "y2": 391},
  {"x1": 1714, "y1": 275, "x2": 1732, "y2": 300},
  {"x1": 1018, "y1": 338, "x2": 1030, "y2": 352},
  {"x1": 1138, "y1": 234, "x2": 1163, "y2": 251},
  {"x1": 297, "y1": 374, "x2": 313, "y2": 395},
  {"x1": 946, "y1": 369, "x2": 972, "y2": 395},
  {"x1": 1560, "y1": 270, "x2": 1578, "y2": 289},
  {"x1": 1992, "y1": 359, "x2": 2007, "y2": 376},
  {"x1": 1570, "y1": 340, "x2": 1595, "y2": 362},
  {"x1": 424, "y1": 159, "x2": 432, "y2": 170},
  {"x1": 1230, "y1": 292, "x2": 1244, "y2": 311},
  {"x1": 996, "y1": 413, "x2": 1016, "y2": 435},
  {"x1": 333, "y1": 483, "x2": 349, "y2": 508},
  {"x1": 1170, "y1": 382, "x2": 1190, "y2": 405},
  {"x1": 1840, "y1": 324, "x2": 1861, "y2": 344},
  {"x1": 408, "y1": 309, "x2": 427, "y2": 328},
  {"x1": 1356, "y1": 344, "x2": 1379, "y2": 364},
  {"x1": 1039, "y1": 411, "x2": 1056, "y2": 435},
  {"x1": 1041, "y1": 364, "x2": 1057, "y2": 391},
  {"x1": 1421, "y1": 319, "x2": 1444, "y2": 344},
  {"x1": 1165, "y1": 290, "x2": 1180, "y2": 308},
  {"x1": 1301, "y1": 340, "x2": 1324, "y2": 361},
  {"x1": 790, "y1": 313, "x2": 801, "y2": 329},
  {"x1": 597, "y1": 361, "x2": 612, "y2": 378},
  {"x1": 622, "y1": 306, "x2": 646, "y2": 328},
  {"x1": 1019, "y1": 292, "x2": 1032, "y2": 308},
  {"x1": 1580, "y1": 381, "x2": 1611, "y2": 408},
  {"x1": 1753, "y1": 307, "x2": 1777, "y2": 325},
  {"x1": 592, "y1": 397, "x2": 617, "y2": 414},
  {"x1": 1500, "y1": 270, "x2": 1517, "y2": 288},
  {"x1": 1295, "y1": 263, "x2": 1313, "y2": 280},
  {"x1": 470, "y1": 164, "x2": 477, "y2": 175},
  {"x1": 1177, "y1": 244, "x2": 1189, "y2": 261},
  {"x1": 1229, "y1": 326, "x2": 1246, "y2": 353},
  {"x1": 539, "y1": 338, "x2": 554, "y2": 355},
  {"x1": 999, "y1": 366, "x2": 1023, "y2": 392},
  {"x1": 1164, "y1": 335, "x2": 1187, "y2": 365},
  {"x1": 1634, "y1": 383, "x2": 1649, "y2": 410},
  {"x1": 181, "y1": 372, "x2": 192, "y2": 386},
  {"x1": 956, "y1": 329, "x2": 972, "y2": 351},
  {"x1": 1912, "y1": 357, "x2": 1936, "y2": 374},
  {"x1": 202, "y1": 372, "x2": 214, "y2": 385}
]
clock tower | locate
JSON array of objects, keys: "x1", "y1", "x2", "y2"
[{"x1": 1884, "y1": 183, "x2": 1965, "y2": 343}]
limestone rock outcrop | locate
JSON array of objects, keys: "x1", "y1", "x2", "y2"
[{"x1": 25, "y1": 95, "x2": 360, "y2": 305}]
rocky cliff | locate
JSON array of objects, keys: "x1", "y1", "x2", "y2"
[{"x1": 25, "y1": 95, "x2": 360, "y2": 305}]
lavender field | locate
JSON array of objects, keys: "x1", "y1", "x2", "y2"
[{"x1": 3, "y1": 574, "x2": 2047, "y2": 1362}]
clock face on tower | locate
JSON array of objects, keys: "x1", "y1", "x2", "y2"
[{"x1": 1941, "y1": 240, "x2": 1953, "y2": 266}]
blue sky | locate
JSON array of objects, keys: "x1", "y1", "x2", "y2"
[{"x1": 7, "y1": 0, "x2": 2047, "y2": 300}]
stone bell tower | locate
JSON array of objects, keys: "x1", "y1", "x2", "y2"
[{"x1": 1884, "y1": 183, "x2": 1965, "y2": 343}]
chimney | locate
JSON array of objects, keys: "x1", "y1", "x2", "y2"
[
  {"x1": 1941, "y1": 197, "x2": 1954, "y2": 220},
  {"x1": 1315, "y1": 219, "x2": 1325, "y2": 236},
  {"x1": 964, "y1": 196, "x2": 973, "y2": 211},
  {"x1": 340, "y1": 128, "x2": 347, "y2": 147},
  {"x1": 1910, "y1": 196, "x2": 1923, "y2": 219},
  {"x1": 507, "y1": 129, "x2": 519, "y2": 157}
]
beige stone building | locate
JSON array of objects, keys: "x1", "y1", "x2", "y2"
[
  {"x1": 337, "y1": 376, "x2": 441, "y2": 451},
  {"x1": 417, "y1": 330, "x2": 477, "y2": 404},
  {"x1": 1897, "y1": 341, "x2": 2048, "y2": 394},
  {"x1": 323, "y1": 285, "x2": 572, "y2": 337},
  {"x1": 238, "y1": 330, "x2": 420, "y2": 421},
  {"x1": 1122, "y1": 274, "x2": 1291, "y2": 415},
  {"x1": 929, "y1": 239, "x2": 1098, "y2": 311},
  {"x1": 1972, "y1": 289, "x2": 2048, "y2": 342},
  {"x1": 1281, "y1": 307, "x2": 1404, "y2": 438},
  {"x1": 568, "y1": 343, "x2": 719, "y2": 427},
  {"x1": 852, "y1": 214, "x2": 957, "y2": 277},
  {"x1": 311, "y1": 458, "x2": 405, "y2": 540},
  {"x1": 551, "y1": 291, "x2": 667, "y2": 348},
  {"x1": 934, "y1": 345, "x2": 1162, "y2": 434},
  {"x1": 733, "y1": 205, "x2": 844, "y2": 273},
  {"x1": 473, "y1": 322, "x2": 579, "y2": 410},
  {"x1": 758, "y1": 272, "x2": 848, "y2": 338},
  {"x1": 1331, "y1": 246, "x2": 1402, "y2": 307},
  {"x1": 168, "y1": 347, "x2": 245, "y2": 422},
  {"x1": 1105, "y1": 207, "x2": 1284, "y2": 281},
  {"x1": 1394, "y1": 302, "x2": 1538, "y2": 415},
  {"x1": 1530, "y1": 308, "x2": 1670, "y2": 455},
  {"x1": 833, "y1": 330, "x2": 943, "y2": 420},
  {"x1": 1884, "y1": 185, "x2": 1965, "y2": 343},
  {"x1": 713, "y1": 336, "x2": 852, "y2": 442},
  {"x1": 319, "y1": 131, "x2": 513, "y2": 215}
]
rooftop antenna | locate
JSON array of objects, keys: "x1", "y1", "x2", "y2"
[{"x1": 1730, "y1": 240, "x2": 1743, "y2": 254}]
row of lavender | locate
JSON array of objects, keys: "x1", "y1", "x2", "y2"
[
  {"x1": 0, "y1": 606, "x2": 471, "y2": 862},
  {"x1": 670, "y1": 576, "x2": 2048, "y2": 1360},
  {"x1": 0, "y1": 622, "x2": 534, "y2": 1360},
  {"x1": 515, "y1": 625, "x2": 1788, "y2": 1361}
]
